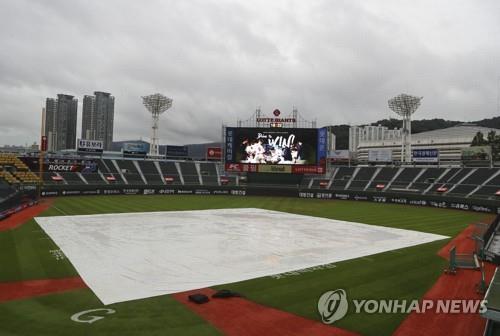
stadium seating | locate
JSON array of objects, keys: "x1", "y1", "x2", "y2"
[
  {"x1": 428, "y1": 168, "x2": 473, "y2": 195},
  {"x1": 81, "y1": 173, "x2": 106, "y2": 185},
  {"x1": 41, "y1": 172, "x2": 65, "y2": 185},
  {"x1": 366, "y1": 167, "x2": 399, "y2": 191},
  {"x1": 330, "y1": 167, "x2": 356, "y2": 190},
  {"x1": 4, "y1": 152, "x2": 499, "y2": 202},
  {"x1": 59, "y1": 172, "x2": 85, "y2": 185},
  {"x1": 0, "y1": 171, "x2": 19, "y2": 185},
  {"x1": 472, "y1": 170, "x2": 500, "y2": 199},
  {"x1": 447, "y1": 168, "x2": 497, "y2": 197},
  {"x1": 137, "y1": 161, "x2": 164, "y2": 185},
  {"x1": 300, "y1": 175, "x2": 314, "y2": 188},
  {"x1": 0, "y1": 154, "x2": 40, "y2": 185},
  {"x1": 199, "y1": 162, "x2": 219, "y2": 186},
  {"x1": 116, "y1": 160, "x2": 145, "y2": 185},
  {"x1": 178, "y1": 162, "x2": 201, "y2": 185},
  {"x1": 219, "y1": 175, "x2": 237, "y2": 186},
  {"x1": 409, "y1": 167, "x2": 446, "y2": 191},
  {"x1": 389, "y1": 168, "x2": 422, "y2": 189},
  {"x1": 12, "y1": 170, "x2": 41, "y2": 184},
  {"x1": 158, "y1": 161, "x2": 182, "y2": 185},
  {"x1": 348, "y1": 167, "x2": 377, "y2": 190},
  {"x1": 101, "y1": 159, "x2": 126, "y2": 184}
]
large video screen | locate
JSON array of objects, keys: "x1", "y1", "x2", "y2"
[{"x1": 225, "y1": 127, "x2": 327, "y2": 174}]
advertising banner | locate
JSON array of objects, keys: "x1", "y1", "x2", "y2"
[
  {"x1": 412, "y1": 149, "x2": 439, "y2": 163},
  {"x1": 41, "y1": 136, "x2": 48, "y2": 152},
  {"x1": 166, "y1": 145, "x2": 188, "y2": 157},
  {"x1": 20, "y1": 157, "x2": 98, "y2": 173},
  {"x1": 368, "y1": 149, "x2": 392, "y2": 162},
  {"x1": 328, "y1": 150, "x2": 351, "y2": 162},
  {"x1": 206, "y1": 147, "x2": 222, "y2": 160},
  {"x1": 77, "y1": 139, "x2": 104, "y2": 154}
]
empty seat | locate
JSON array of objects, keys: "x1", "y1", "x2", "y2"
[
  {"x1": 348, "y1": 167, "x2": 377, "y2": 190},
  {"x1": 179, "y1": 162, "x2": 200, "y2": 185},
  {"x1": 329, "y1": 167, "x2": 355, "y2": 190}
]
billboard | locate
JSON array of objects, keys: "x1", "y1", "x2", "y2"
[
  {"x1": 206, "y1": 147, "x2": 222, "y2": 160},
  {"x1": 166, "y1": 145, "x2": 188, "y2": 157},
  {"x1": 122, "y1": 143, "x2": 148, "y2": 157},
  {"x1": 224, "y1": 127, "x2": 326, "y2": 174},
  {"x1": 20, "y1": 157, "x2": 98, "y2": 173},
  {"x1": 412, "y1": 149, "x2": 439, "y2": 163},
  {"x1": 77, "y1": 139, "x2": 104, "y2": 154},
  {"x1": 328, "y1": 150, "x2": 351, "y2": 162},
  {"x1": 41, "y1": 136, "x2": 48, "y2": 152},
  {"x1": 461, "y1": 146, "x2": 491, "y2": 162},
  {"x1": 368, "y1": 149, "x2": 392, "y2": 162}
]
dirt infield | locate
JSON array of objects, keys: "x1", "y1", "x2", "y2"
[
  {"x1": 173, "y1": 288, "x2": 359, "y2": 336},
  {"x1": 0, "y1": 198, "x2": 53, "y2": 232},
  {"x1": 0, "y1": 277, "x2": 87, "y2": 302},
  {"x1": 394, "y1": 222, "x2": 496, "y2": 336}
]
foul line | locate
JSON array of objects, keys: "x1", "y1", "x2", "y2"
[{"x1": 52, "y1": 205, "x2": 69, "y2": 216}]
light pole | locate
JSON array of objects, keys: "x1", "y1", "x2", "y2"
[
  {"x1": 142, "y1": 93, "x2": 173, "y2": 157},
  {"x1": 388, "y1": 94, "x2": 422, "y2": 163}
]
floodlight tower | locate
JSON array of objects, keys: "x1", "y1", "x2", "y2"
[
  {"x1": 388, "y1": 94, "x2": 422, "y2": 163},
  {"x1": 142, "y1": 93, "x2": 173, "y2": 157}
]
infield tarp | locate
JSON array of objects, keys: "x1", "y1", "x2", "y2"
[{"x1": 36, "y1": 208, "x2": 447, "y2": 305}]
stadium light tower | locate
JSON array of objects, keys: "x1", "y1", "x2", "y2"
[
  {"x1": 388, "y1": 94, "x2": 422, "y2": 163},
  {"x1": 142, "y1": 93, "x2": 173, "y2": 157}
]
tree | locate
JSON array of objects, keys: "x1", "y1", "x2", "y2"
[
  {"x1": 488, "y1": 131, "x2": 497, "y2": 143},
  {"x1": 471, "y1": 131, "x2": 487, "y2": 146}
]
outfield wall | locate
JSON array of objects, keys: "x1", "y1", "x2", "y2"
[{"x1": 39, "y1": 184, "x2": 500, "y2": 214}]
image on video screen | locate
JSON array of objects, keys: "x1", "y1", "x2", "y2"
[{"x1": 229, "y1": 128, "x2": 318, "y2": 165}]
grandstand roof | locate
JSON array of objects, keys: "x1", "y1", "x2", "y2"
[{"x1": 412, "y1": 123, "x2": 499, "y2": 140}]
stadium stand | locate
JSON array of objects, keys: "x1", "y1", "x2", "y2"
[
  {"x1": 366, "y1": 167, "x2": 400, "y2": 191},
  {"x1": 101, "y1": 159, "x2": 126, "y2": 184},
  {"x1": 329, "y1": 167, "x2": 356, "y2": 190},
  {"x1": 199, "y1": 162, "x2": 219, "y2": 186},
  {"x1": 178, "y1": 162, "x2": 201, "y2": 185},
  {"x1": 311, "y1": 178, "x2": 329, "y2": 189},
  {"x1": 300, "y1": 175, "x2": 314, "y2": 189},
  {"x1": 472, "y1": 171, "x2": 500, "y2": 199},
  {"x1": 348, "y1": 167, "x2": 377, "y2": 190},
  {"x1": 59, "y1": 172, "x2": 85, "y2": 185},
  {"x1": 0, "y1": 171, "x2": 19, "y2": 185},
  {"x1": 389, "y1": 167, "x2": 423, "y2": 190},
  {"x1": 41, "y1": 172, "x2": 65, "y2": 185},
  {"x1": 219, "y1": 175, "x2": 237, "y2": 186},
  {"x1": 3, "y1": 152, "x2": 500, "y2": 204},
  {"x1": 0, "y1": 154, "x2": 40, "y2": 185},
  {"x1": 428, "y1": 168, "x2": 474, "y2": 195},
  {"x1": 81, "y1": 172, "x2": 106, "y2": 185},
  {"x1": 116, "y1": 160, "x2": 146, "y2": 185},
  {"x1": 158, "y1": 161, "x2": 182, "y2": 185},
  {"x1": 409, "y1": 167, "x2": 446, "y2": 191},
  {"x1": 447, "y1": 168, "x2": 497, "y2": 196},
  {"x1": 137, "y1": 160, "x2": 164, "y2": 185}
]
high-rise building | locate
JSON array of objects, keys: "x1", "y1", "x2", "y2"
[
  {"x1": 81, "y1": 91, "x2": 115, "y2": 150},
  {"x1": 43, "y1": 94, "x2": 78, "y2": 151}
]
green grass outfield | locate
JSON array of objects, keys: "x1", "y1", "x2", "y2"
[{"x1": 0, "y1": 195, "x2": 487, "y2": 336}]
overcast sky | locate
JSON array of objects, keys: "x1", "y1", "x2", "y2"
[{"x1": 1, "y1": 0, "x2": 500, "y2": 146}]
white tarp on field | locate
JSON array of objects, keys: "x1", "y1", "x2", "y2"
[{"x1": 35, "y1": 208, "x2": 447, "y2": 305}]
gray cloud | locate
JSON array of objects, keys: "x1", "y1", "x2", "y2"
[{"x1": 1, "y1": 0, "x2": 499, "y2": 146}]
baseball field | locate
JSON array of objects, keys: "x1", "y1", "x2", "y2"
[{"x1": 0, "y1": 195, "x2": 487, "y2": 335}]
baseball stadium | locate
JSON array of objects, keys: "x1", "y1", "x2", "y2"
[{"x1": 1, "y1": 98, "x2": 500, "y2": 336}]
